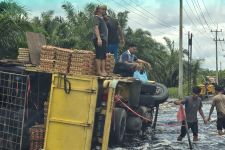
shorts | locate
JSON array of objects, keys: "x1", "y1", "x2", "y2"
[
  {"x1": 217, "y1": 117, "x2": 225, "y2": 130},
  {"x1": 93, "y1": 39, "x2": 106, "y2": 59},
  {"x1": 180, "y1": 121, "x2": 198, "y2": 137},
  {"x1": 113, "y1": 62, "x2": 135, "y2": 77}
]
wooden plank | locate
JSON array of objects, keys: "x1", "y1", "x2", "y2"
[{"x1": 26, "y1": 32, "x2": 46, "y2": 65}]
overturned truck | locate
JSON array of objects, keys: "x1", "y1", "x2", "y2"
[{"x1": 0, "y1": 47, "x2": 168, "y2": 150}]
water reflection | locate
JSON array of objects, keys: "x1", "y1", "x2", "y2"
[{"x1": 111, "y1": 100, "x2": 225, "y2": 150}]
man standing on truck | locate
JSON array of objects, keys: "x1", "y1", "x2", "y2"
[
  {"x1": 93, "y1": 6, "x2": 108, "y2": 76},
  {"x1": 207, "y1": 85, "x2": 225, "y2": 135},
  {"x1": 101, "y1": 5, "x2": 125, "y2": 62},
  {"x1": 174, "y1": 86, "x2": 207, "y2": 141}
]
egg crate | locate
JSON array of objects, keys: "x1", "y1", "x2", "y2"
[
  {"x1": 68, "y1": 71, "x2": 83, "y2": 76},
  {"x1": 69, "y1": 52, "x2": 95, "y2": 75},
  {"x1": 55, "y1": 60, "x2": 70, "y2": 74},
  {"x1": 18, "y1": 48, "x2": 29, "y2": 53},
  {"x1": 70, "y1": 71, "x2": 95, "y2": 76},
  {"x1": 70, "y1": 57, "x2": 94, "y2": 63},
  {"x1": 29, "y1": 125, "x2": 45, "y2": 150},
  {"x1": 39, "y1": 59, "x2": 55, "y2": 72},
  {"x1": 55, "y1": 53, "x2": 72, "y2": 62},
  {"x1": 70, "y1": 61, "x2": 93, "y2": 67},
  {"x1": 40, "y1": 54, "x2": 55, "y2": 60},
  {"x1": 18, "y1": 48, "x2": 30, "y2": 62},
  {"x1": 40, "y1": 46, "x2": 72, "y2": 68},
  {"x1": 70, "y1": 65, "x2": 94, "y2": 72},
  {"x1": 40, "y1": 51, "x2": 56, "y2": 60},
  {"x1": 42, "y1": 45, "x2": 56, "y2": 51},
  {"x1": 40, "y1": 45, "x2": 57, "y2": 60},
  {"x1": 18, "y1": 54, "x2": 29, "y2": 57},
  {"x1": 29, "y1": 141, "x2": 44, "y2": 150},
  {"x1": 73, "y1": 49, "x2": 94, "y2": 54}
]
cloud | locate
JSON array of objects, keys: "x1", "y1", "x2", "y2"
[{"x1": 126, "y1": 0, "x2": 225, "y2": 70}]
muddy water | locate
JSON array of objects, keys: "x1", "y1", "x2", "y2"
[{"x1": 111, "y1": 99, "x2": 225, "y2": 150}]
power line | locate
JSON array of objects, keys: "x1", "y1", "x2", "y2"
[
  {"x1": 183, "y1": 7, "x2": 211, "y2": 39},
  {"x1": 193, "y1": 38, "x2": 203, "y2": 52},
  {"x1": 195, "y1": 0, "x2": 213, "y2": 31},
  {"x1": 183, "y1": 8, "x2": 213, "y2": 48},
  {"x1": 126, "y1": 0, "x2": 178, "y2": 31},
  {"x1": 185, "y1": 0, "x2": 208, "y2": 33},
  {"x1": 194, "y1": 1, "x2": 211, "y2": 29},
  {"x1": 108, "y1": 0, "x2": 178, "y2": 36},
  {"x1": 200, "y1": 0, "x2": 225, "y2": 50},
  {"x1": 190, "y1": 0, "x2": 211, "y2": 35},
  {"x1": 194, "y1": 0, "x2": 217, "y2": 43},
  {"x1": 101, "y1": 0, "x2": 179, "y2": 33},
  {"x1": 185, "y1": 0, "x2": 215, "y2": 47},
  {"x1": 112, "y1": 0, "x2": 178, "y2": 32},
  {"x1": 96, "y1": 0, "x2": 178, "y2": 36},
  {"x1": 211, "y1": 29, "x2": 224, "y2": 83},
  {"x1": 200, "y1": 0, "x2": 217, "y2": 28}
]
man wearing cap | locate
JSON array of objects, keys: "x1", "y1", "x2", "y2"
[{"x1": 101, "y1": 5, "x2": 125, "y2": 62}]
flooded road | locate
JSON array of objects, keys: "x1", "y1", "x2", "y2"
[{"x1": 111, "y1": 99, "x2": 225, "y2": 150}]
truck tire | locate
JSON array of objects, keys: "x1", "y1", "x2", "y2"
[
  {"x1": 140, "y1": 82, "x2": 156, "y2": 95},
  {"x1": 139, "y1": 83, "x2": 168, "y2": 107},
  {"x1": 111, "y1": 108, "x2": 127, "y2": 145},
  {"x1": 126, "y1": 116, "x2": 142, "y2": 131}
]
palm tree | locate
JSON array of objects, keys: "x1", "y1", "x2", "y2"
[
  {"x1": 163, "y1": 37, "x2": 179, "y2": 87},
  {"x1": 0, "y1": 0, "x2": 31, "y2": 59},
  {"x1": 60, "y1": 2, "x2": 94, "y2": 49},
  {"x1": 192, "y1": 59, "x2": 202, "y2": 86}
]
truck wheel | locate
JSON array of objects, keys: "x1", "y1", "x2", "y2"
[
  {"x1": 140, "y1": 82, "x2": 156, "y2": 95},
  {"x1": 126, "y1": 116, "x2": 142, "y2": 131},
  {"x1": 111, "y1": 108, "x2": 127, "y2": 145},
  {"x1": 139, "y1": 83, "x2": 168, "y2": 107}
]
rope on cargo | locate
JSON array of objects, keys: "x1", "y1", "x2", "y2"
[
  {"x1": 115, "y1": 98, "x2": 185, "y2": 127},
  {"x1": 114, "y1": 95, "x2": 190, "y2": 127},
  {"x1": 114, "y1": 95, "x2": 152, "y2": 122},
  {"x1": 64, "y1": 74, "x2": 71, "y2": 94}
]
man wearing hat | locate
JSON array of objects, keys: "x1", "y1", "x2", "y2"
[{"x1": 101, "y1": 5, "x2": 125, "y2": 62}]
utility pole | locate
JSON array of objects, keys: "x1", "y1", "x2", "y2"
[
  {"x1": 220, "y1": 61, "x2": 222, "y2": 80},
  {"x1": 178, "y1": 0, "x2": 183, "y2": 98},
  {"x1": 211, "y1": 28, "x2": 224, "y2": 84},
  {"x1": 187, "y1": 32, "x2": 193, "y2": 95},
  {"x1": 190, "y1": 33, "x2": 193, "y2": 90}
]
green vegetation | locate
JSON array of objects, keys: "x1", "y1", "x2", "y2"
[{"x1": 1, "y1": 0, "x2": 224, "y2": 91}]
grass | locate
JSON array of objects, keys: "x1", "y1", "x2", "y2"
[
  {"x1": 168, "y1": 84, "x2": 189, "y2": 99},
  {"x1": 168, "y1": 87, "x2": 179, "y2": 98}
]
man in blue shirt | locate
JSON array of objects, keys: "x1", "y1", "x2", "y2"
[
  {"x1": 114, "y1": 43, "x2": 151, "y2": 76},
  {"x1": 119, "y1": 44, "x2": 151, "y2": 69}
]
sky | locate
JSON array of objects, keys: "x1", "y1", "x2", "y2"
[{"x1": 6, "y1": 0, "x2": 225, "y2": 70}]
